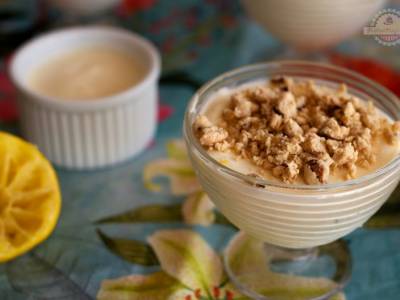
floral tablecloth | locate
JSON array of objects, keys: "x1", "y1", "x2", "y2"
[{"x1": 1, "y1": 1, "x2": 400, "y2": 299}]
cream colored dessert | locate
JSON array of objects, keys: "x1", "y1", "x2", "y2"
[
  {"x1": 28, "y1": 46, "x2": 145, "y2": 100},
  {"x1": 187, "y1": 75, "x2": 400, "y2": 248},
  {"x1": 194, "y1": 77, "x2": 400, "y2": 185}
]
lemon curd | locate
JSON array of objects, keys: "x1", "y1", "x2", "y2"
[{"x1": 28, "y1": 46, "x2": 146, "y2": 101}]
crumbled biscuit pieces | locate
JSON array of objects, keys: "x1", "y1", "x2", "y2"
[
  {"x1": 194, "y1": 77, "x2": 400, "y2": 184},
  {"x1": 276, "y1": 92, "x2": 297, "y2": 118},
  {"x1": 198, "y1": 125, "x2": 228, "y2": 147}
]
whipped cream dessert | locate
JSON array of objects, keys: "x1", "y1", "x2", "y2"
[{"x1": 194, "y1": 77, "x2": 400, "y2": 185}]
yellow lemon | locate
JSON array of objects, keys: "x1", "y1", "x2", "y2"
[{"x1": 0, "y1": 131, "x2": 61, "y2": 262}]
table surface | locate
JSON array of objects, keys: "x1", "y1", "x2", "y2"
[{"x1": 1, "y1": 4, "x2": 400, "y2": 299}]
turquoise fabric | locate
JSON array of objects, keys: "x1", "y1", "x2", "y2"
[{"x1": 0, "y1": 3, "x2": 400, "y2": 299}]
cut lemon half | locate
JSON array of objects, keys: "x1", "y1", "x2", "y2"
[{"x1": 0, "y1": 131, "x2": 61, "y2": 263}]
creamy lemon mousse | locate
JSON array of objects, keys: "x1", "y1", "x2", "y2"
[
  {"x1": 194, "y1": 77, "x2": 400, "y2": 185},
  {"x1": 28, "y1": 46, "x2": 146, "y2": 101}
]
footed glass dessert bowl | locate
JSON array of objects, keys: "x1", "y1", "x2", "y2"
[{"x1": 183, "y1": 61, "x2": 400, "y2": 300}]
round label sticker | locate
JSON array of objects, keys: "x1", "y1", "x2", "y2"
[{"x1": 363, "y1": 8, "x2": 400, "y2": 46}]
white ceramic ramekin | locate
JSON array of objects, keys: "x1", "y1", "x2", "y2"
[
  {"x1": 184, "y1": 62, "x2": 400, "y2": 249},
  {"x1": 10, "y1": 26, "x2": 161, "y2": 169}
]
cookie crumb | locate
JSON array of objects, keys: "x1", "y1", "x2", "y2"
[{"x1": 194, "y1": 78, "x2": 399, "y2": 184}]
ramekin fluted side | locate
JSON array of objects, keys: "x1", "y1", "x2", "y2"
[
  {"x1": 10, "y1": 26, "x2": 161, "y2": 169},
  {"x1": 17, "y1": 87, "x2": 157, "y2": 169}
]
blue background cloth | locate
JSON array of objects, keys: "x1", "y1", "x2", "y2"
[{"x1": 0, "y1": 1, "x2": 400, "y2": 299}]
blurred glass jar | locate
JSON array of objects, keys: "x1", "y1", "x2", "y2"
[{"x1": 242, "y1": 0, "x2": 387, "y2": 51}]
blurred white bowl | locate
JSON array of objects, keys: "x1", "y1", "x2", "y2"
[{"x1": 242, "y1": 0, "x2": 387, "y2": 51}]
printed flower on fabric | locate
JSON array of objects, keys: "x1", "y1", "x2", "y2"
[
  {"x1": 118, "y1": 0, "x2": 156, "y2": 15},
  {"x1": 97, "y1": 229, "x2": 346, "y2": 300},
  {"x1": 0, "y1": 68, "x2": 17, "y2": 122},
  {"x1": 143, "y1": 140, "x2": 215, "y2": 225},
  {"x1": 97, "y1": 229, "x2": 234, "y2": 300},
  {"x1": 144, "y1": 139, "x2": 201, "y2": 196},
  {"x1": 98, "y1": 139, "x2": 346, "y2": 300}
]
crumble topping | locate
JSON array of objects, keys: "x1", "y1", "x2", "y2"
[{"x1": 194, "y1": 77, "x2": 400, "y2": 184}]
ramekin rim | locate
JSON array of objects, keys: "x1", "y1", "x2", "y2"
[{"x1": 9, "y1": 25, "x2": 161, "y2": 111}]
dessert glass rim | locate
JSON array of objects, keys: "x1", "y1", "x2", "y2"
[
  {"x1": 9, "y1": 26, "x2": 161, "y2": 111},
  {"x1": 183, "y1": 61, "x2": 400, "y2": 191}
]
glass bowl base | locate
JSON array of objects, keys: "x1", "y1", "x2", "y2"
[{"x1": 224, "y1": 233, "x2": 352, "y2": 300}]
